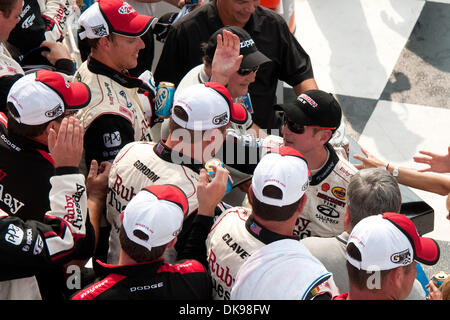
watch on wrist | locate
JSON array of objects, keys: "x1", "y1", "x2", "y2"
[{"x1": 392, "y1": 166, "x2": 399, "y2": 180}]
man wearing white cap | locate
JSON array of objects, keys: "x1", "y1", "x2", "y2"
[
  {"x1": 75, "y1": 0, "x2": 160, "y2": 172},
  {"x1": 72, "y1": 181, "x2": 227, "y2": 300},
  {"x1": 105, "y1": 81, "x2": 247, "y2": 265},
  {"x1": 205, "y1": 146, "x2": 337, "y2": 300},
  {"x1": 0, "y1": 0, "x2": 80, "y2": 113},
  {"x1": 1, "y1": 70, "x2": 92, "y2": 223},
  {"x1": 0, "y1": 70, "x2": 110, "y2": 299},
  {"x1": 333, "y1": 212, "x2": 440, "y2": 300},
  {"x1": 301, "y1": 167, "x2": 428, "y2": 300}
]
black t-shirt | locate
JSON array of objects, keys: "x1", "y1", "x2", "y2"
[{"x1": 154, "y1": 0, "x2": 314, "y2": 129}]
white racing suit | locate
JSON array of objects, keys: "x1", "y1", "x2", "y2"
[
  {"x1": 75, "y1": 58, "x2": 154, "y2": 173},
  {"x1": 106, "y1": 140, "x2": 226, "y2": 264},
  {"x1": 205, "y1": 207, "x2": 300, "y2": 300},
  {"x1": 259, "y1": 135, "x2": 358, "y2": 238}
]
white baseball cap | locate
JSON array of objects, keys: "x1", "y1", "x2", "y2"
[
  {"x1": 231, "y1": 239, "x2": 339, "y2": 300},
  {"x1": 251, "y1": 146, "x2": 310, "y2": 207},
  {"x1": 172, "y1": 82, "x2": 248, "y2": 130},
  {"x1": 122, "y1": 185, "x2": 189, "y2": 251},
  {"x1": 78, "y1": 0, "x2": 158, "y2": 40},
  {"x1": 347, "y1": 213, "x2": 440, "y2": 271},
  {"x1": 7, "y1": 70, "x2": 91, "y2": 125}
]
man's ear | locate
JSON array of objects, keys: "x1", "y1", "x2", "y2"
[
  {"x1": 319, "y1": 129, "x2": 333, "y2": 145},
  {"x1": 296, "y1": 193, "x2": 308, "y2": 215},
  {"x1": 44, "y1": 119, "x2": 60, "y2": 137},
  {"x1": 344, "y1": 206, "x2": 351, "y2": 232},
  {"x1": 387, "y1": 266, "x2": 403, "y2": 292},
  {"x1": 98, "y1": 36, "x2": 111, "y2": 49},
  {"x1": 203, "y1": 62, "x2": 212, "y2": 78}
]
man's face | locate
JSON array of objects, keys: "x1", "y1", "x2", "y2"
[
  {"x1": 227, "y1": 67, "x2": 257, "y2": 98},
  {"x1": 218, "y1": 0, "x2": 260, "y2": 27},
  {"x1": 0, "y1": 0, "x2": 23, "y2": 42},
  {"x1": 282, "y1": 119, "x2": 322, "y2": 155},
  {"x1": 106, "y1": 34, "x2": 145, "y2": 71}
]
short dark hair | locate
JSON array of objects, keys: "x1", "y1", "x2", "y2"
[
  {"x1": 0, "y1": 0, "x2": 19, "y2": 17},
  {"x1": 346, "y1": 242, "x2": 415, "y2": 291},
  {"x1": 119, "y1": 226, "x2": 166, "y2": 263},
  {"x1": 201, "y1": 42, "x2": 212, "y2": 67},
  {"x1": 346, "y1": 242, "x2": 391, "y2": 290},
  {"x1": 6, "y1": 102, "x2": 64, "y2": 137},
  {"x1": 249, "y1": 185, "x2": 302, "y2": 221},
  {"x1": 87, "y1": 33, "x2": 116, "y2": 51}
]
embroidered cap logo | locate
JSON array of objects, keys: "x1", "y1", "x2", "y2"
[
  {"x1": 240, "y1": 39, "x2": 255, "y2": 49},
  {"x1": 45, "y1": 104, "x2": 64, "y2": 118},
  {"x1": 298, "y1": 93, "x2": 318, "y2": 108},
  {"x1": 212, "y1": 112, "x2": 228, "y2": 125},
  {"x1": 118, "y1": 2, "x2": 136, "y2": 14},
  {"x1": 390, "y1": 249, "x2": 412, "y2": 265}
]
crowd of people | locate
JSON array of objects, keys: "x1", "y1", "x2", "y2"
[{"x1": 0, "y1": 0, "x2": 448, "y2": 301}]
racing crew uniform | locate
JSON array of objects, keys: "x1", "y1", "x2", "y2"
[
  {"x1": 7, "y1": 0, "x2": 72, "y2": 66},
  {"x1": 0, "y1": 152, "x2": 95, "y2": 299},
  {"x1": 0, "y1": 42, "x2": 74, "y2": 113},
  {"x1": 0, "y1": 44, "x2": 24, "y2": 114},
  {"x1": 246, "y1": 134, "x2": 357, "y2": 239},
  {"x1": 0, "y1": 113, "x2": 61, "y2": 222},
  {"x1": 293, "y1": 143, "x2": 357, "y2": 239},
  {"x1": 75, "y1": 57, "x2": 157, "y2": 172},
  {"x1": 106, "y1": 140, "x2": 226, "y2": 265},
  {"x1": 0, "y1": 113, "x2": 95, "y2": 299},
  {"x1": 71, "y1": 256, "x2": 211, "y2": 300},
  {"x1": 205, "y1": 207, "x2": 299, "y2": 300}
]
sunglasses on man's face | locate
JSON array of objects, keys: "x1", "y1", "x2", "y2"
[
  {"x1": 283, "y1": 116, "x2": 336, "y2": 134},
  {"x1": 237, "y1": 65, "x2": 259, "y2": 76}
]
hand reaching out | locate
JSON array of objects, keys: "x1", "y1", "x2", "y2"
[
  {"x1": 87, "y1": 159, "x2": 112, "y2": 203},
  {"x1": 413, "y1": 146, "x2": 450, "y2": 173},
  {"x1": 353, "y1": 147, "x2": 387, "y2": 170}
]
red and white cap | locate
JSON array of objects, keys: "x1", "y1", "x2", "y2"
[
  {"x1": 251, "y1": 146, "x2": 310, "y2": 207},
  {"x1": 347, "y1": 212, "x2": 440, "y2": 271},
  {"x1": 7, "y1": 70, "x2": 91, "y2": 125},
  {"x1": 172, "y1": 82, "x2": 248, "y2": 130},
  {"x1": 78, "y1": 0, "x2": 158, "y2": 40},
  {"x1": 122, "y1": 185, "x2": 189, "y2": 251}
]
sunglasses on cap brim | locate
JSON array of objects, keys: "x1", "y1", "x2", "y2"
[
  {"x1": 237, "y1": 65, "x2": 259, "y2": 76},
  {"x1": 283, "y1": 116, "x2": 336, "y2": 134}
]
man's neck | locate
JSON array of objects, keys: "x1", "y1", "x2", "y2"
[
  {"x1": 305, "y1": 145, "x2": 330, "y2": 171},
  {"x1": 348, "y1": 285, "x2": 397, "y2": 300},
  {"x1": 118, "y1": 250, "x2": 136, "y2": 266},
  {"x1": 252, "y1": 214, "x2": 296, "y2": 237},
  {"x1": 90, "y1": 52, "x2": 124, "y2": 74},
  {"x1": 165, "y1": 135, "x2": 205, "y2": 164}
]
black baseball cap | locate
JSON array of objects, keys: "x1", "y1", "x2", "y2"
[
  {"x1": 205, "y1": 26, "x2": 271, "y2": 69},
  {"x1": 279, "y1": 90, "x2": 342, "y2": 132}
]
